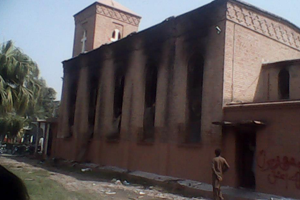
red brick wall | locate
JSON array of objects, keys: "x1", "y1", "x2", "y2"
[
  {"x1": 223, "y1": 1, "x2": 300, "y2": 104},
  {"x1": 224, "y1": 103, "x2": 300, "y2": 198},
  {"x1": 55, "y1": 1, "x2": 300, "y2": 198},
  {"x1": 73, "y1": 5, "x2": 97, "y2": 57},
  {"x1": 73, "y1": 3, "x2": 140, "y2": 57}
]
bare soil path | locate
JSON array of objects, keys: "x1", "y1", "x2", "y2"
[{"x1": 0, "y1": 155, "x2": 205, "y2": 200}]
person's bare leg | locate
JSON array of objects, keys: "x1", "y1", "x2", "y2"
[
  {"x1": 219, "y1": 188, "x2": 224, "y2": 200},
  {"x1": 213, "y1": 187, "x2": 218, "y2": 200}
]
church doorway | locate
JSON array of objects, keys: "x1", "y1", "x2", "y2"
[{"x1": 236, "y1": 129, "x2": 256, "y2": 189}]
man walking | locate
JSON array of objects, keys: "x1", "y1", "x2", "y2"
[{"x1": 212, "y1": 149, "x2": 230, "y2": 200}]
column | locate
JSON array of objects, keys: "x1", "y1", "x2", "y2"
[
  {"x1": 98, "y1": 58, "x2": 115, "y2": 138},
  {"x1": 57, "y1": 69, "x2": 71, "y2": 138},
  {"x1": 73, "y1": 58, "x2": 90, "y2": 161}
]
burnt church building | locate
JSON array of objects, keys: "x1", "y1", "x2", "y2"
[{"x1": 52, "y1": 0, "x2": 300, "y2": 198}]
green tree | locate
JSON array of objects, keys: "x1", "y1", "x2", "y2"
[
  {"x1": 0, "y1": 115, "x2": 27, "y2": 138},
  {"x1": 0, "y1": 40, "x2": 57, "y2": 138},
  {"x1": 0, "y1": 40, "x2": 40, "y2": 115},
  {"x1": 27, "y1": 78, "x2": 57, "y2": 119}
]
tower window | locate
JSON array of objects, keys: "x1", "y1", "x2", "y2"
[
  {"x1": 278, "y1": 68, "x2": 290, "y2": 100},
  {"x1": 111, "y1": 29, "x2": 121, "y2": 41}
]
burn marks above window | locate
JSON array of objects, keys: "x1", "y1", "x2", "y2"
[
  {"x1": 68, "y1": 70, "x2": 80, "y2": 136},
  {"x1": 186, "y1": 55, "x2": 204, "y2": 143},
  {"x1": 88, "y1": 67, "x2": 100, "y2": 129},
  {"x1": 142, "y1": 61, "x2": 158, "y2": 142},
  {"x1": 107, "y1": 66, "x2": 125, "y2": 140},
  {"x1": 113, "y1": 73, "x2": 125, "y2": 120}
]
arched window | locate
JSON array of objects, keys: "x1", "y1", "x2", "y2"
[
  {"x1": 88, "y1": 67, "x2": 99, "y2": 128},
  {"x1": 111, "y1": 29, "x2": 121, "y2": 42},
  {"x1": 113, "y1": 74, "x2": 124, "y2": 120},
  {"x1": 278, "y1": 68, "x2": 290, "y2": 99},
  {"x1": 107, "y1": 70, "x2": 124, "y2": 140},
  {"x1": 186, "y1": 55, "x2": 204, "y2": 143},
  {"x1": 142, "y1": 62, "x2": 158, "y2": 141},
  {"x1": 68, "y1": 76, "x2": 79, "y2": 133}
]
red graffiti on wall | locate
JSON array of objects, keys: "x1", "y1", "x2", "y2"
[{"x1": 257, "y1": 150, "x2": 300, "y2": 189}]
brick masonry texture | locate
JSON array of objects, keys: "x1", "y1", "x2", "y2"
[{"x1": 53, "y1": 0, "x2": 300, "y2": 199}]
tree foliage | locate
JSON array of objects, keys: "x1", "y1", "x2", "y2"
[
  {"x1": 0, "y1": 40, "x2": 58, "y2": 137},
  {"x1": 0, "y1": 115, "x2": 27, "y2": 138},
  {"x1": 0, "y1": 40, "x2": 40, "y2": 115},
  {"x1": 26, "y1": 78, "x2": 58, "y2": 119}
]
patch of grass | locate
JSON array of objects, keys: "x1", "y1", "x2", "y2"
[{"x1": 4, "y1": 165, "x2": 100, "y2": 200}]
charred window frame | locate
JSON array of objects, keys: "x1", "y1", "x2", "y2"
[
  {"x1": 141, "y1": 61, "x2": 158, "y2": 142},
  {"x1": 88, "y1": 67, "x2": 100, "y2": 138},
  {"x1": 107, "y1": 68, "x2": 125, "y2": 140},
  {"x1": 185, "y1": 56, "x2": 204, "y2": 143},
  {"x1": 278, "y1": 68, "x2": 290, "y2": 100},
  {"x1": 68, "y1": 72, "x2": 79, "y2": 136}
]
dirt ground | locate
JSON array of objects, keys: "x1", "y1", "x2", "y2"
[{"x1": 0, "y1": 155, "x2": 206, "y2": 200}]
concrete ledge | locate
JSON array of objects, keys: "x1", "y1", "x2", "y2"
[
  {"x1": 52, "y1": 159, "x2": 298, "y2": 200},
  {"x1": 129, "y1": 171, "x2": 182, "y2": 183},
  {"x1": 98, "y1": 166, "x2": 128, "y2": 174}
]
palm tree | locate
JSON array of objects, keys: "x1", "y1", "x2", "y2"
[
  {"x1": 0, "y1": 40, "x2": 41, "y2": 115},
  {"x1": 0, "y1": 40, "x2": 58, "y2": 139},
  {"x1": 0, "y1": 115, "x2": 27, "y2": 139},
  {"x1": 0, "y1": 40, "x2": 42, "y2": 138},
  {"x1": 26, "y1": 78, "x2": 57, "y2": 119}
]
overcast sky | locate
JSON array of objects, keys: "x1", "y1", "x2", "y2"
[{"x1": 1, "y1": 0, "x2": 300, "y2": 100}]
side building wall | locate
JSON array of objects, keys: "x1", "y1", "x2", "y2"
[
  {"x1": 260, "y1": 62, "x2": 300, "y2": 101},
  {"x1": 223, "y1": 1, "x2": 300, "y2": 104},
  {"x1": 224, "y1": 103, "x2": 300, "y2": 199}
]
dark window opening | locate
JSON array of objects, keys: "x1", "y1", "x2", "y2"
[
  {"x1": 111, "y1": 29, "x2": 121, "y2": 41},
  {"x1": 88, "y1": 68, "x2": 99, "y2": 138},
  {"x1": 108, "y1": 71, "x2": 124, "y2": 140},
  {"x1": 68, "y1": 78, "x2": 78, "y2": 136},
  {"x1": 186, "y1": 56, "x2": 204, "y2": 143},
  {"x1": 278, "y1": 68, "x2": 290, "y2": 100},
  {"x1": 142, "y1": 64, "x2": 158, "y2": 142}
]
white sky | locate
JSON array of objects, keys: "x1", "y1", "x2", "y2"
[{"x1": 1, "y1": 0, "x2": 300, "y2": 100}]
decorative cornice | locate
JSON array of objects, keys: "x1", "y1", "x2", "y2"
[
  {"x1": 96, "y1": 4, "x2": 140, "y2": 27},
  {"x1": 226, "y1": 2, "x2": 300, "y2": 50}
]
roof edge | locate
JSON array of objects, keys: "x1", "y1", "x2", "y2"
[
  {"x1": 73, "y1": 1, "x2": 141, "y2": 18},
  {"x1": 225, "y1": 100, "x2": 300, "y2": 109},
  {"x1": 262, "y1": 59, "x2": 300, "y2": 67},
  {"x1": 227, "y1": 0, "x2": 300, "y2": 33},
  {"x1": 96, "y1": 1, "x2": 141, "y2": 18}
]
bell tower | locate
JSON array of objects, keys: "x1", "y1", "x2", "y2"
[{"x1": 72, "y1": 0, "x2": 141, "y2": 57}]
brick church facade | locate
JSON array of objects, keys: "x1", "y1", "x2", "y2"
[{"x1": 52, "y1": 0, "x2": 300, "y2": 198}]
